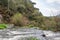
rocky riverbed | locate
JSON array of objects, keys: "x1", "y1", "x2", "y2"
[{"x1": 0, "y1": 28, "x2": 60, "y2": 40}]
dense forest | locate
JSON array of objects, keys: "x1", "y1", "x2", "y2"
[{"x1": 0, "y1": 0, "x2": 60, "y2": 31}]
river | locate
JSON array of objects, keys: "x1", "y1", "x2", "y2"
[{"x1": 0, "y1": 28, "x2": 60, "y2": 40}]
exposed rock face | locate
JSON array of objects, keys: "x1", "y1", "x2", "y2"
[
  {"x1": 0, "y1": 14, "x2": 3, "y2": 23},
  {"x1": 0, "y1": 6, "x2": 3, "y2": 23}
]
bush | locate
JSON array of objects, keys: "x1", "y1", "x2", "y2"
[
  {"x1": 28, "y1": 37, "x2": 39, "y2": 40},
  {"x1": 0, "y1": 24, "x2": 7, "y2": 29},
  {"x1": 11, "y1": 12, "x2": 29, "y2": 26}
]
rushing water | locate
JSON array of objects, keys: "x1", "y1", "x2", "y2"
[{"x1": 0, "y1": 28, "x2": 60, "y2": 40}]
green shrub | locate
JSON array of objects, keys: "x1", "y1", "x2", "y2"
[
  {"x1": 0, "y1": 24, "x2": 7, "y2": 29},
  {"x1": 28, "y1": 37, "x2": 39, "y2": 40},
  {"x1": 28, "y1": 24, "x2": 34, "y2": 28},
  {"x1": 11, "y1": 12, "x2": 23, "y2": 26}
]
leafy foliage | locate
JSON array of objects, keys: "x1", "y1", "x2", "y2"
[
  {"x1": 27, "y1": 37, "x2": 39, "y2": 40},
  {"x1": 0, "y1": 24, "x2": 7, "y2": 29}
]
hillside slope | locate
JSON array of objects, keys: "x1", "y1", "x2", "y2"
[{"x1": 0, "y1": 0, "x2": 60, "y2": 31}]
